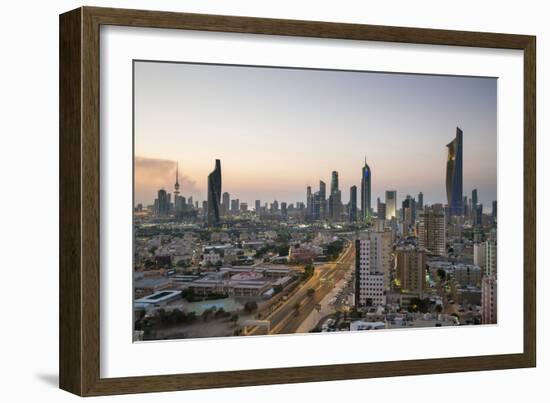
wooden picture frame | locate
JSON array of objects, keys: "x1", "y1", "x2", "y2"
[{"x1": 59, "y1": 6, "x2": 536, "y2": 396}]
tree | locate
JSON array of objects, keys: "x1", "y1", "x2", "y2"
[
  {"x1": 277, "y1": 232, "x2": 291, "y2": 243},
  {"x1": 303, "y1": 263, "x2": 315, "y2": 279},
  {"x1": 408, "y1": 297, "x2": 431, "y2": 313},
  {"x1": 435, "y1": 304, "x2": 443, "y2": 314},
  {"x1": 278, "y1": 243, "x2": 290, "y2": 256},
  {"x1": 437, "y1": 268, "x2": 447, "y2": 282},
  {"x1": 171, "y1": 308, "x2": 185, "y2": 323},
  {"x1": 339, "y1": 321, "x2": 350, "y2": 330},
  {"x1": 201, "y1": 307, "x2": 214, "y2": 322},
  {"x1": 215, "y1": 307, "x2": 229, "y2": 318},
  {"x1": 181, "y1": 288, "x2": 195, "y2": 301},
  {"x1": 326, "y1": 239, "x2": 344, "y2": 260},
  {"x1": 243, "y1": 301, "x2": 258, "y2": 314},
  {"x1": 307, "y1": 288, "x2": 316, "y2": 298},
  {"x1": 255, "y1": 246, "x2": 268, "y2": 258},
  {"x1": 176, "y1": 259, "x2": 189, "y2": 268},
  {"x1": 350, "y1": 308, "x2": 361, "y2": 319}
]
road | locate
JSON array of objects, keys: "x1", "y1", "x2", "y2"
[{"x1": 249, "y1": 240, "x2": 355, "y2": 335}]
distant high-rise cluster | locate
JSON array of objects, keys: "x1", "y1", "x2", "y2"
[{"x1": 146, "y1": 127, "x2": 495, "y2": 238}]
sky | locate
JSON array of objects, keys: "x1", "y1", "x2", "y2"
[{"x1": 134, "y1": 60, "x2": 497, "y2": 210}]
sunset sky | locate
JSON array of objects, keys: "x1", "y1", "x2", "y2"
[{"x1": 134, "y1": 61, "x2": 497, "y2": 209}]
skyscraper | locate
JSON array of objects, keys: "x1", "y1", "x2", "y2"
[
  {"x1": 377, "y1": 200, "x2": 386, "y2": 221},
  {"x1": 255, "y1": 199, "x2": 261, "y2": 216},
  {"x1": 330, "y1": 171, "x2": 339, "y2": 195},
  {"x1": 418, "y1": 204, "x2": 446, "y2": 256},
  {"x1": 281, "y1": 202, "x2": 288, "y2": 219},
  {"x1": 355, "y1": 232, "x2": 387, "y2": 307},
  {"x1": 464, "y1": 196, "x2": 470, "y2": 218},
  {"x1": 349, "y1": 185, "x2": 357, "y2": 222},
  {"x1": 319, "y1": 181, "x2": 326, "y2": 219},
  {"x1": 417, "y1": 192, "x2": 424, "y2": 211},
  {"x1": 492, "y1": 200, "x2": 497, "y2": 223},
  {"x1": 207, "y1": 159, "x2": 222, "y2": 225},
  {"x1": 306, "y1": 186, "x2": 312, "y2": 216},
  {"x1": 395, "y1": 245, "x2": 427, "y2": 295},
  {"x1": 361, "y1": 157, "x2": 372, "y2": 221},
  {"x1": 481, "y1": 275, "x2": 497, "y2": 324},
  {"x1": 485, "y1": 239, "x2": 497, "y2": 277},
  {"x1": 446, "y1": 127, "x2": 463, "y2": 216},
  {"x1": 474, "y1": 203, "x2": 483, "y2": 226},
  {"x1": 402, "y1": 195, "x2": 415, "y2": 234},
  {"x1": 154, "y1": 189, "x2": 170, "y2": 216},
  {"x1": 230, "y1": 199, "x2": 239, "y2": 213},
  {"x1": 222, "y1": 192, "x2": 230, "y2": 216},
  {"x1": 329, "y1": 171, "x2": 341, "y2": 220},
  {"x1": 471, "y1": 188, "x2": 478, "y2": 208},
  {"x1": 473, "y1": 242, "x2": 487, "y2": 272},
  {"x1": 385, "y1": 190, "x2": 397, "y2": 220}
]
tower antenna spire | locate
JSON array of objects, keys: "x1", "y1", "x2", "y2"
[{"x1": 174, "y1": 162, "x2": 180, "y2": 195}]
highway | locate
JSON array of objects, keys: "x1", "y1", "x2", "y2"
[{"x1": 249, "y1": 239, "x2": 355, "y2": 335}]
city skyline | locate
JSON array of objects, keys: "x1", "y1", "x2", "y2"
[
  {"x1": 133, "y1": 61, "x2": 498, "y2": 341},
  {"x1": 135, "y1": 151, "x2": 496, "y2": 211},
  {"x1": 134, "y1": 61, "x2": 497, "y2": 208}
]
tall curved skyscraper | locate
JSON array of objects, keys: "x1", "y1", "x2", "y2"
[
  {"x1": 361, "y1": 157, "x2": 372, "y2": 221},
  {"x1": 446, "y1": 127, "x2": 463, "y2": 216},
  {"x1": 207, "y1": 159, "x2": 222, "y2": 225}
]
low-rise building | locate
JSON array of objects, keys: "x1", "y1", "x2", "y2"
[
  {"x1": 456, "y1": 286, "x2": 482, "y2": 306},
  {"x1": 135, "y1": 289, "x2": 182, "y2": 309},
  {"x1": 134, "y1": 275, "x2": 172, "y2": 298},
  {"x1": 350, "y1": 321, "x2": 386, "y2": 331}
]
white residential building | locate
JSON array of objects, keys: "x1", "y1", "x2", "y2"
[
  {"x1": 485, "y1": 239, "x2": 497, "y2": 276},
  {"x1": 481, "y1": 275, "x2": 497, "y2": 324},
  {"x1": 473, "y1": 242, "x2": 487, "y2": 271},
  {"x1": 355, "y1": 232, "x2": 388, "y2": 307}
]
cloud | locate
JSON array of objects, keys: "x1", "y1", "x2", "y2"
[{"x1": 135, "y1": 156, "x2": 201, "y2": 204}]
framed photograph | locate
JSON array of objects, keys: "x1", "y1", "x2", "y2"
[{"x1": 59, "y1": 6, "x2": 536, "y2": 396}]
